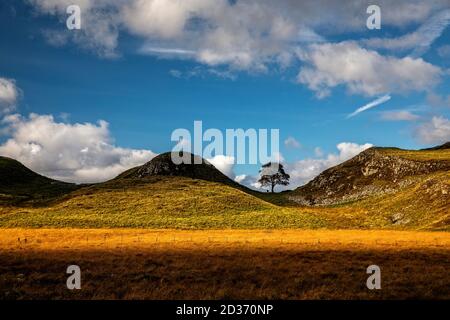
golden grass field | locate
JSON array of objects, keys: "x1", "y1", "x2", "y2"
[{"x1": 1, "y1": 228, "x2": 449, "y2": 299}]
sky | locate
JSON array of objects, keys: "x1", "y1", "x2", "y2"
[{"x1": 0, "y1": 0, "x2": 449, "y2": 190}]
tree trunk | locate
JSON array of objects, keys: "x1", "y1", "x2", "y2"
[{"x1": 271, "y1": 183, "x2": 274, "y2": 193}]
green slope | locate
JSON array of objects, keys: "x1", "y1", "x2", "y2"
[{"x1": 0, "y1": 176, "x2": 325, "y2": 229}]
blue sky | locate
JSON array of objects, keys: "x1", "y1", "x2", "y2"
[{"x1": 0, "y1": 0, "x2": 449, "y2": 188}]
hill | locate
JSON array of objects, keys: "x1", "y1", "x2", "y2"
[
  {"x1": 0, "y1": 175, "x2": 328, "y2": 229},
  {"x1": 116, "y1": 151, "x2": 239, "y2": 187},
  {"x1": 287, "y1": 145, "x2": 450, "y2": 206},
  {"x1": 0, "y1": 156, "x2": 79, "y2": 206},
  {"x1": 422, "y1": 142, "x2": 450, "y2": 150},
  {"x1": 0, "y1": 144, "x2": 449, "y2": 230}
]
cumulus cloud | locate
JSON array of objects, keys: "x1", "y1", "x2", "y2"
[
  {"x1": 25, "y1": 1, "x2": 448, "y2": 101},
  {"x1": 206, "y1": 151, "x2": 284, "y2": 182},
  {"x1": 297, "y1": 42, "x2": 442, "y2": 97},
  {"x1": 0, "y1": 78, "x2": 19, "y2": 113},
  {"x1": 28, "y1": 0, "x2": 449, "y2": 70},
  {"x1": 0, "y1": 113, "x2": 156, "y2": 183},
  {"x1": 206, "y1": 154, "x2": 235, "y2": 178},
  {"x1": 380, "y1": 110, "x2": 420, "y2": 121},
  {"x1": 234, "y1": 174, "x2": 247, "y2": 184},
  {"x1": 415, "y1": 116, "x2": 450, "y2": 145}
]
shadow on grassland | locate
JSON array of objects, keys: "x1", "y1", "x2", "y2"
[{"x1": 1, "y1": 246, "x2": 449, "y2": 300}]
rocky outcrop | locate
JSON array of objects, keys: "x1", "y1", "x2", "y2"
[
  {"x1": 288, "y1": 147, "x2": 450, "y2": 206},
  {"x1": 116, "y1": 152, "x2": 237, "y2": 186}
]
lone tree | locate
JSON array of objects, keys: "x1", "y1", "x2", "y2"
[{"x1": 258, "y1": 162, "x2": 290, "y2": 193}]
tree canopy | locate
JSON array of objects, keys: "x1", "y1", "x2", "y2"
[{"x1": 258, "y1": 162, "x2": 290, "y2": 193}]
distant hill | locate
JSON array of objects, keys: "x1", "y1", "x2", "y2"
[
  {"x1": 287, "y1": 144, "x2": 450, "y2": 206},
  {"x1": 422, "y1": 142, "x2": 450, "y2": 150},
  {"x1": 0, "y1": 156, "x2": 78, "y2": 206}
]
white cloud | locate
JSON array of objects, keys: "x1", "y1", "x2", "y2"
[
  {"x1": 415, "y1": 116, "x2": 450, "y2": 145},
  {"x1": 29, "y1": 0, "x2": 119, "y2": 58},
  {"x1": 348, "y1": 95, "x2": 391, "y2": 118},
  {"x1": 139, "y1": 46, "x2": 196, "y2": 56},
  {"x1": 122, "y1": 0, "x2": 215, "y2": 39},
  {"x1": 205, "y1": 152, "x2": 285, "y2": 188},
  {"x1": 380, "y1": 110, "x2": 420, "y2": 121},
  {"x1": 364, "y1": 9, "x2": 450, "y2": 57},
  {"x1": 284, "y1": 136, "x2": 301, "y2": 148},
  {"x1": 0, "y1": 78, "x2": 19, "y2": 113},
  {"x1": 123, "y1": 0, "x2": 326, "y2": 70},
  {"x1": 29, "y1": 1, "x2": 450, "y2": 71},
  {"x1": 285, "y1": 142, "x2": 373, "y2": 189},
  {"x1": 234, "y1": 174, "x2": 247, "y2": 184},
  {"x1": 297, "y1": 42, "x2": 442, "y2": 97},
  {"x1": 206, "y1": 154, "x2": 235, "y2": 178},
  {"x1": 0, "y1": 113, "x2": 156, "y2": 183}
]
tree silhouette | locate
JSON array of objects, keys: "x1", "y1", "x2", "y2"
[{"x1": 258, "y1": 162, "x2": 290, "y2": 193}]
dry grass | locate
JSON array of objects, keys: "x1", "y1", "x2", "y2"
[
  {"x1": 1, "y1": 229, "x2": 449, "y2": 300},
  {"x1": 380, "y1": 148, "x2": 450, "y2": 161},
  {"x1": 0, "y1": 177, "x2": 326, "y2": 229},
  {"x1": 1, "y1": 173, "x2": 449, "y2": 231}
]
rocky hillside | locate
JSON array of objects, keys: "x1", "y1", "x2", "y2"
[{"x1": 288, "y1": 144, "x2": 450, "y2": 206}]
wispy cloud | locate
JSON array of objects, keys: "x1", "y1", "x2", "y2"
[
  {"x1": 348, "y1": 94, "x2": 391, "y2": 118},
  {"x1": 415, "y1": 116, "x2": 450, "y2": 145},
  {"x1": 139, "y1": 46, "x2": 196, "y2": 56},
  {"x1": 364, "y1": 9, "x2": 450, "y2": 57},
  {"x1": 380, "y1": 110, "x2": 420, "y2": 121},
  {"x1": 284, "y1": 136, "x2": 301, "y2": 149},
  {"x1": 437, "y1": 45, "x2": 450, "y2": 58},
  {"x1": 169, "y1": 67, "x2": 237, "y2": 80}
]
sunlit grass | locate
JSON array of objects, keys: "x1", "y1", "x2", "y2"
[
  {"x1": 1, "y1": 229, "x2": 449, "y2": 299},
  {"x1": 0, "y1": 172, "x2": 448, "y2": 230},
  {"x1": 379, "y1": 148, "x2": 450, "y2": 161}
]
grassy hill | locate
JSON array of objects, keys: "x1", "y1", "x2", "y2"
[
  {"x1": 0, "y1": 145, "x2": 448, "y2": 230},
  {"x1": 0, "y1": 176, "x2": 325, "y2": 229},
  {"x1": 317, "y1": 171, "x2": 450, "y2": 231},
  {"x1": 286, "y1": 145, "x2": 450, "y2": 206}
]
